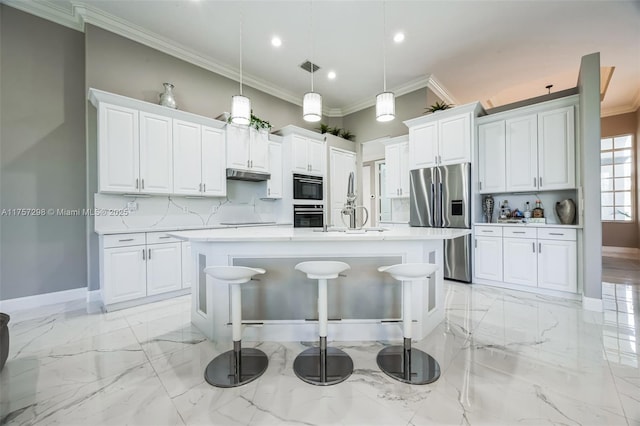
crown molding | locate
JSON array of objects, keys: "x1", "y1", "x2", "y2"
[
  {"x1": 1, "y1": 0, "x2": 83, "y2": 31},
  {"x1": 426, "y1": 75, "x2": 458, "y2": 106}
]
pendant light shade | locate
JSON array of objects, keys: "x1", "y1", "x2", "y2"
[
  {"x1": 303, "y1": 92, "x2": 322, "y2": 122},
  {"x1": 231, "y1": 95, "x2": 251, "y2": 125},
  {"x1": 230, "y1": 10, "x2": 251, "y2": 126},
  {"x1": 376, "y1": 92, "x2": 395, "y2": 122},
  {"x1": 376, "y1": 2, "x2": 395, "y2": 122}
]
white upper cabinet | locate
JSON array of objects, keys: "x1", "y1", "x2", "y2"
[
  {"x1": 139, "y1": 112, "x2": 173, "y2": 194},
  {"x1": 292, "y1": 135, "x2": 324, "y2": 174},
  {"x1": 98, "y1": 103, "x2": 140, "y2": 193},
  {"x1": 477, "y1": 121, "x2": 506, "y2": 193},
  {"x1": 173, "y1": 119, "x2": 203, "y2": 195},
  {"x1": 477, "y1": 98, "x2": 577, "y2": 194},
  {"x1": 405, "y1": 105, "x2": 481, "y2": 170},
  {"x1": 385, "y1": 141, "x2": 410, "y2": 199},
  {"x1": 265, "y1": 141, "x2": 283, "y2": 199},
  {"x1": 505, "y1": 114, "x2": 538, "y2": 192},
  {"x1": 409, "y1": 122, "x2": 438, "y2": 169},
  {"x1": 226, "y1": 125, "x2": 269, "y2": 172},
  {"x1": 537, "y1": 106, "x2": 575, "y2": 190},
  {"x1": 438, "y1": 113, "x2": 471, "y2": 165},
  {"x1": 90, "y1": 89, "x2": 227, "y2": 197},
  {"x1": 201, "y1": 126, "x2": 226, "y2": 196}
]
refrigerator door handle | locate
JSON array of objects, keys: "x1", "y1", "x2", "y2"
[
  {"x1": 439, "y1": 181, "x2": 444, "y2": 228},
  {"x1": 430, "y1": 183, "x2": 436, "y2": 227}
]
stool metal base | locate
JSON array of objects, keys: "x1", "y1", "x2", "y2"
[
  {"x1": 204, "y1": 343, "x2": 268, "y2": 388},
  {"x1": 293, "y1": 338, "x2": 353, "y2": 386},
  {"x1": 377, "y1": 339, "x2": 440, "y2": 385}
]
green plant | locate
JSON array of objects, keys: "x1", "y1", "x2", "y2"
[
  {"x1": 227, "y1": 111, "x2": 272, "y2": 131},
  {"x1": 339, "y1": 130, "x2": 355, "y2": 141},
  {"x1": 329, "y1": 126, "x2": 341, "y2": 136},
  {"x1": 317, "y1": 123, "x2": 331, "y2": 134},
  {"x1": 424, "y1": 100, "x2": 453, "y2": 114},
  {"x1": 316, "y1": 123, "x2": 356, "y2": 141}
]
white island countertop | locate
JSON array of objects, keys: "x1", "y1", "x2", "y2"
[{"x1": 169, "y1": 226, "x2": 471, "y2": 242}]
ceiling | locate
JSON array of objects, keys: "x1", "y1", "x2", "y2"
[{"x1": 9, "y1": 0, "x2": 640, "y2": 117}]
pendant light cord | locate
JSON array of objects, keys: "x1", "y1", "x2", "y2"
[
  {"x1": 239, "y1": 9, "x2": 243, "y2": 96},
  {"x1": 310, "y1": 0, "x2": 314, "y2": 93},
  {"x1": 382, "y1": 1, "x2": 387, "y2": 92}
]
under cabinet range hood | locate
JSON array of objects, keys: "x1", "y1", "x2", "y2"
[{"x1": 226, "y1": 168, "x2": 271, "y2": 182}]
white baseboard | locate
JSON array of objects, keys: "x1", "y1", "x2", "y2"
[
  {"x1": 582, "y1": 296, "x2": 603, "y2": 312},
  {"x1": 0, "y1": 287, "x2": 87, "y2": 314},
  {"x1": 603, "y1": 246, "x2": 640, "y2": 259}
]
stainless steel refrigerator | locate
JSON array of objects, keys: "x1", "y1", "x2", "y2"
[{"x1": 409, "y1": 163, "x2": 472, "y2": 283}]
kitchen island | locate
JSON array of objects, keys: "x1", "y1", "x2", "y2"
[{"x1": 170, "y1": 227, "x2": 470, "y2": 343}]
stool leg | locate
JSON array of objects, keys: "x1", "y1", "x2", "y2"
[
  {"x1": 318, "y1": 278, "x2": 328, "y2": 383},
  {"x1": 231, "y1": 283, "x2": 243, "y2": 381}
]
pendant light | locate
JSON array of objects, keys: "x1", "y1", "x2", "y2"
[
  {"x1": 231, "y1": 10, "x2": 250, "y2": 125},
  {"x1": 376, "y1": 1, "x2": 395, "y2": 122},
  {"x1": 303, "y1": 1, "x2": 322, "y2": 122}
]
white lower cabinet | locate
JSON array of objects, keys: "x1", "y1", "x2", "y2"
[
  {"x1": 474, "y1": 225, "x2": 577, "y2": 294},
  {"x1": 101, "y1": 233, "x2": 188, "y2": 308},
  {"x1": 181, "y1": 242, "x2": 192, "y2": 288}
]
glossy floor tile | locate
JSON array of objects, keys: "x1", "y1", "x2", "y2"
[{"x1": 1, "y1": 281, "x2": 639, "y2": 425}]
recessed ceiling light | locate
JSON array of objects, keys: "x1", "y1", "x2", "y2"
[
  {"x1": 393, "y1": 32, "x2": 405, "y2": 43},
  {"x1": 327, "y1": 71, "x2": 336, "y2": 80},
  {"x1": 271, "y1": 36, "x2": 282, "y2": 47}
]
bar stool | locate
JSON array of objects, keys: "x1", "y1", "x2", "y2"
[
  {"x1": 377, "y1": 263, "x2": 440, "y2": 385},
  {"x1": 203, "y1": 266, "x2": 268, "y2": 388},
  {"x1": 293, "y1": 261, "x2": 354, "y2": 386}
]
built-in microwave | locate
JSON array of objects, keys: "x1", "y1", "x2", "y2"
[
  {"x1": 293, "y1": 204, "x2": 324, "y2": 228},
  {"x1": 293, "y1": 173, "x2": 323, "y2": 201}
]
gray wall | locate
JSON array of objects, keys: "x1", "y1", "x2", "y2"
[
  {"x1": 637, "y1": 107, "x2": 640, "y2": 249},
  {"x1": 342, "y1": 87, "x2": 443, "y2": 142},
  {"x1": 601, "y1": 111, "x2": 639, "y2": 248},
  {"x1": 0, "y1": 6, "x2": 86, "y2": 300},
  {"x1": 578, "y1": 53, "x2": 602, "y2": 300},
  {"x1": 83, "y1": 25, "x2": 323, "y2": 291}
]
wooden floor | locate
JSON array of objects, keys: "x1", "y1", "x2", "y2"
[{"x1": 602, "y1": 255, "x2": 640, "y2": 286}]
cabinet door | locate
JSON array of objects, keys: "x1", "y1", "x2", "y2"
[
  {"x1": 181, "y1": 242, "x2": 192, "y2": 289},
  {"x1": 409, "y1": 123, "x2": 438, "y2": 169},
  {"x1": 505, "y1": 115, "x2": 538, "y2": 192},
  {"x1": 147, "y1": 243, "x2": 182, "y2": 296},
  {"x1": 503, "y1": 237, "x2": 537, "y2": 287},
  {"x1": 292, "y1": 135, "x2": 309, "y2": 172},
  {"x1": 226, "y1": 124, "x2": 251, "y2": 170},
  {"x1": 398, "y1": 142, "x2": 410, "y2": 198},
  {"x1": 103, "y1": 245, "x2": 147, "y2": 304},
  {"x1": 98, "y1": 103, "x2": 139, "y2": 193},
  {"x1": 329, "y1": 149, "x2": 356, "y2": 224},
  {"x1": 537, "y1": 239, "x2": 577, "y2": 292},
  {"x1": 385, "y1": 144, "x2": 401, "y2": 198},
  {"x1": 201, "y1": 126, "x2": 226, "y2": 197},
  {"x1": 139, "y1": 111, "x2": 173, "y2": 194},
  {"x1": 478, "y1": 121, "x2": 506, "y2": 193},
  {"x1": 474, "y1": 236, "x2": 503, "y2": 281},
  {"x1": 307, "y1": 139, "x2": 325, "y2": 174},
  {"x1": 173, "y1": 120, "x2": 202, "y2": 195},
  {"x1": 249, "y1": 129, "x2": 269, "y2": 172},
  {"x1": 538, "y1": 107, "x2": 575, "y2": 190},
  {"x1": 266, "y1": 142, "x2": 283, "y2": 199},
  {"x1": 438, "y1": 113, "x2": 471, "y2": 165}
]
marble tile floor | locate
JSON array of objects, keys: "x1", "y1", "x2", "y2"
[{"x1": 1, "y1": 280, "x2": 639, "y2": 426}]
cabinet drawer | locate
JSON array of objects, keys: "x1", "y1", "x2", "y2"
[
  {"x1": 474, "y1": 226, "x2": 502, "y2": 237},
  {"x1": 146, "y1": 232, "x2": 182, "y2": 245},
  {"x1": 537, "y1": 228, "x2": 576, "y2": 241},
  {"x1": 103, "y1": 233, "x2": 146, "y2": 248},
  {"x1": 503, "y1": 227, "x2": 537, "y2": 238}
]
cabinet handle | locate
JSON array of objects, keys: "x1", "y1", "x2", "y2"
[
  {"x1": 203, "y1": 183, "x2": 206, "y2": 192},
  {"x1": 142, "y1": 249, "x2": 146, "y2": 260},
  {"x1": 549, "y1": 232, "x2": 564, "y2": 235},
  {"x1": 141, "y1": 179, "x2": 145, "y2": 189},
  {"x1": 539, "y1": 177, "x2": 542, "y2": 187},
  {"x1": 250, "y1": 160, "x2": 253, "y2": 168},
  {"x1": 479, "y1": 182, "x2": 482, "y2": 191},
  {"x1": 268, "y1": 188, "x2": 271, "y2": 195},
  {"x1": 513, "y1": 231, "x2": 525, "y2": 234},
  {"x1": 119, "y1": 238, "x2": 134, "y2": 242},
  {"x1": 434, "y1": 156, "x2": 438, "y2": 165},
  {"x1": 532, "y1": 242, "x2": 535, "y2": 253},
  {"x1": 533, "y1": 177, "x2": 537, "y2": 187},
  {"x1": 247, "y1": 160, "x2": 250, "y2": 168},
  {"x1": 135, "y1": 178, "x2": 139, "y2": 189},
  {"x1": 159, "y1": 236, "x2": 171, "y2": 239},
  {"x1": 439, "y1": 155, "x2": 442, "y2": 164},
  {"x1": 480, "y1": 230, "x2": 492, "y2": 233},
  {"x1": 148, "y1": 248, "x2": 151, "y2": 259},
  {"x1": 199, "y1": 183, "x2": 202, "y2": 192},
  {"x1": 474, "y1": 239, "x2": 478, "y2": 248},
  {"x1": 539, "y1": 242, "x2": 542, "y2": 252}
]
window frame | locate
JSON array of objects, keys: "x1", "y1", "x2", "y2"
[{"x1": 600, "y1": 133, "x2": 636, "y2": 223}]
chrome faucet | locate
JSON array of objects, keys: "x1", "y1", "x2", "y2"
[{"x1": 341, "y1": 172, "x2": 368, "y2": 229}]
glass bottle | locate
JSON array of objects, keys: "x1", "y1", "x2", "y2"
[
  {"x1": 532, "y1": 199, "x2": 544, "y2": 218},
  {"x1": 524, "y1": 201, "x2": 531, "y2": 219}
]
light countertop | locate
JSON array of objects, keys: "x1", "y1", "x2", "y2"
[
  {"x1": 169, "y1": 226, "x2": 471, "y2": 242},
  {"x1": 474, "y1": 222, "x2": 582, "y2": 229},
  {"x1": 95, "y1": 222, "x2": 292, "y2": 235}
]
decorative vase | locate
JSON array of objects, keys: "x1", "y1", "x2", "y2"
[
  {"x1": 482, "y1": 195, "x2": 495, "y2": 223},
  {"x1": 555, "y1": 199, "x2": 576, "y2": 224},
  {"x1": 0, "y1": 313, "x2": 9, "y2": 372},
  {"x1": 159, "y1": 82, "x2": 177, "y2": 109}
]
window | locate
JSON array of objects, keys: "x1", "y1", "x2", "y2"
[{"x1": 601, "y1": 134, "x2": 634, "y2": 221}]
